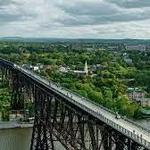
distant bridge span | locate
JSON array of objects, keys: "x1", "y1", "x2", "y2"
[{"x1": 0, "y1": 58, "x2": 150, "y2": 150}]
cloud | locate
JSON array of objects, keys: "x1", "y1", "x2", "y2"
[
  {"x1": 93, "y1": 20, "x2": 150, "y2": 38},
  {"x1": 0, "y1": 0, "x2": 17, "y2": 6},
  {"x1": 57, "y1": 1, "x2": 118, "y2": 16},
  {"x1": 0, "y1": 0, "x2": 37, "y2": 24},
  {"x1": 0, "y1": 0, "x2": 150, "y2": 38},
  {"x1": 56, "y1": 0, "x2": 150, "y2": 26},
  {"x1": 107, "y1": 0, "x2": 150, "y2": 8}
]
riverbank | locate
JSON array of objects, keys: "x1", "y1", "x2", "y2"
[{"x1": 0, "y1": 121, "x2": 33, "y2": 129}]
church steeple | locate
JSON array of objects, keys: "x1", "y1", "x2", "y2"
[{"x1": 84, "y1": 60, "x2": 88, "y2": 75}]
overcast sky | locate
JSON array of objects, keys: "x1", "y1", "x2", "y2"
[{"x1": 0, "y1": 0, "x2": 150, "y2": 39}]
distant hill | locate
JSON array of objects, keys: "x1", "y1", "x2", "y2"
[
  {"x1": 0, "y1": 37, "x2": 67, "y2": 43},
  {"x1": 0, "y1": 37, "x2": 150, "y2": 45}
]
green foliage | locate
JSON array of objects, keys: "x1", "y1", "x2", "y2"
[
  {"x1": 0, "y1": 41, "x2": 149, "y2": 119},
  {"x1": 1, "y1": 110, "x2": 9, "y2": 121}
]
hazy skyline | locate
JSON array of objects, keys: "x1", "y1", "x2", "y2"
[{"x1": 0, "y1": 0, "x2": 150, "y2": 39}]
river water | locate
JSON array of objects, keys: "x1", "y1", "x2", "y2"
[
  {"x1": 0, "y1": 119, "x2": 149, "y2": 150},
  {"x1": 0, "y1": 127, "x2": 65, "y2": 150},
  {"x1": 0, "y1": 128, "x2": 32, "y2": 150}
]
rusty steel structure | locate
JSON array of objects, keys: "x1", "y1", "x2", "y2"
[{"x1": 0, "y1": 59, "x2": 149, "y2": 150}]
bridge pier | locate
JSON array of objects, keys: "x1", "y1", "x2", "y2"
[
  {"x1": 130, "y1": 141, "x2": 141, "y2": 150},
  {"x1": 30, "y1": 88, "x2": 55, "y2": 150},
  {"x1": 115, "y1": 134, "x2": 126, "y2": 150},
  {"x1": 99, "y1": 126, "x2": 113, "y2": 150},
  {"x1": 88, "y1": 120, "x2": 97, "y2": 150},
  {"x1": 78, "y1": 115, "x2": 86, "y2": 150},
  {"x1": 10, "y1": 71, "x2": 25, "y2": 110}
]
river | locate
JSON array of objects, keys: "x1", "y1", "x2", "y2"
[
  {"x1": 0, "y1": 128, "x2": 32, "y2": 150},
  {"x1": 0, "y1": 119, "x2": 149, "y2": 150},
  {"x1": 0, "y1": 127, "x2": 65, "y2": 150}
]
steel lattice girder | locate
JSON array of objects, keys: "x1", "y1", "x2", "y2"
[{"x1": 0, "y1": 64, "x2": 148, "y2": 150}]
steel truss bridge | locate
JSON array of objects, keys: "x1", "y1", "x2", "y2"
[{"x1": 0, "y1": 58, "x2": 150, "y2": 150}]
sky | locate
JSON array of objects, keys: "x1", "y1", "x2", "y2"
[{"x1": 0, "y1": 0, "x2": 150, "y2": 39}]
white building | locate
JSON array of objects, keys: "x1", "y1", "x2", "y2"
[
  {"x1": 59, "y1": 61, "x2": 89, "y2": 76},
  {"x1": 59, "y1": 66, "x2": 69, "y2": 73},
  {"x1": 33, "y1": 66, "x2": 39, "y2": 71},
  {"x1": 73, "y1": 61, "x2": 88, "y2": 75},
  {"x1": 136, "y1": 98, "x2": 150, "y2": 107}
]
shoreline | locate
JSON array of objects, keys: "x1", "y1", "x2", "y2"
[{"x1": 0, "y1": 121, "x2": 33, "y2": 130}]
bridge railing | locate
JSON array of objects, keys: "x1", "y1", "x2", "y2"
[
  {"x1": 12, "y1": 65, "x2": 150, "y2": 149},
  {"x1": 57, "y1": 92, "x2": 150, "y2": 149},
  {"x1": 52, "y1": 87, "x2": 150, "y2": 149}
]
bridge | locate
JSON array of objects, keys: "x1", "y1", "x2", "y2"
[{"x1": 0, "y1": 58, "x2": 150, "y2": 150}]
